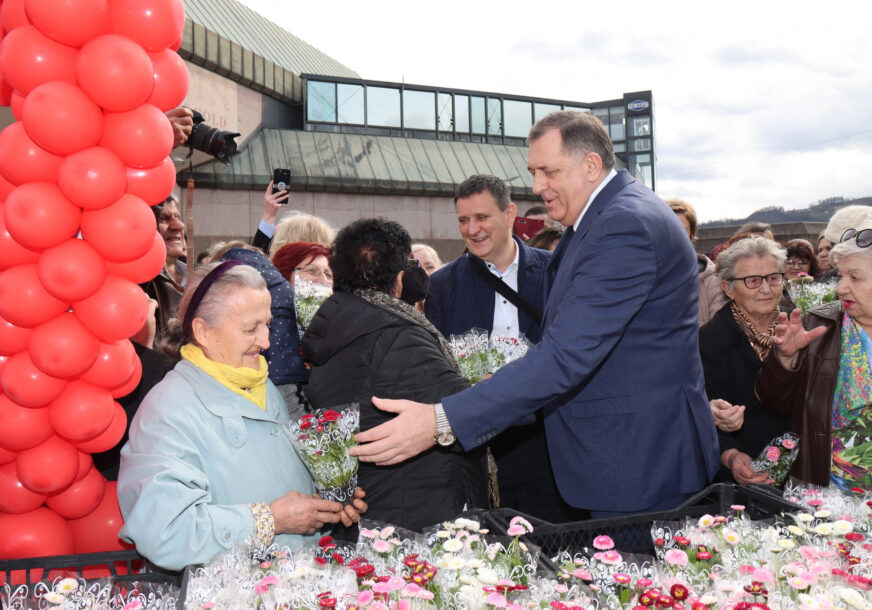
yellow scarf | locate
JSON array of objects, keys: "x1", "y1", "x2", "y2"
[{"x1": 181, "y1": 344, "x2": 269, "y2": 410}]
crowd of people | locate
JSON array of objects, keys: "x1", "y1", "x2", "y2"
[{"x1": 108, "y1": 109, "x2": 867, "y2": 572}]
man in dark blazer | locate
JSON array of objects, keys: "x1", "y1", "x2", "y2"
[
  {"x1": 426, "y1": 175, "x2": 582, "y2": 522},
  {"x1": 352, "y1": 111, "x2": 719, "y2": 516}
]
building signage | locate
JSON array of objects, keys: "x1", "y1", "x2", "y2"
[{"x1": 627, "y1": 99, "x2": 649, "y2": 112}]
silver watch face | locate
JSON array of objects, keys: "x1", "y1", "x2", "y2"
[{"x1": 437, "y1": 430, "x2": 456, "y2": 446}]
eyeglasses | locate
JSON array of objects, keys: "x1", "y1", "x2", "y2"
[
  {"x1": 408, "y1": 259, "x2": 419, "y2": 268},
  {"x1": 295, "y1": 265, "x2": 333, "y2": 281},
  {"x1": 728, "y1": 272, "x2": 785, "y2": 289},
  {"x1": 841, "y1": 228, "x2": 872, "y2": 248},
  {"x1": 784, "y1": 259, "x2": 810, "y2": 267}
]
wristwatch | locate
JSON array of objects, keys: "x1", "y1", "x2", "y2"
[{"x1": 434, "y1": 402, "x2": 456, "y2": 446}]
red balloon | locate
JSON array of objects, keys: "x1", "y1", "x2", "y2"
[
  {"x1": 46, "y1": 465, "x2": 106, "y2": 519},
  {"x1": 0, "y1": 122, "x2": 64, "y2": 185},
  {"x1": 3, "y1": 183, "x2": 81, "y2": 251},
  {"x1": 75, "y1": 401, "x2": 125, "y2": 453},
  {"x1": 0, "y1": 173, "x2": 16, "y2": 201},
  {"x1": 105, "y1": 232, "x2": 166, "y2": 283},
  {"x1": 0, "y1": 394, "x2": 52, "y2": 450},
  {"x1": 108, "y1": 354, "x2": 141, "y2": 398},
  {"x1": 0, "y1": 354, "x2": 8, "y2": 378},
  {"x1": 100, "y1": 104, "x2": 173, "y2": 169},
  {"x1": 0, "y1": 0, "x2": 30, "y2": 32},
  {"x1": 76, "y1": 451, "x2": 93, "y2": 481},
  {"x1": 58, "y1": 147, "x2": 127, "y2": 211},
  {"x1": 9, "y1": 90, "x2": 24, "y2": 120},
  {"x1": 109, "y1": 0, "x2": 185, "y2": 52},
  {"x1": 0, "y1": 207, "x2": 40, "y2": 270},
  {"x1": 0, "y1": 445, "x2": 16, "y2": 464},
  {"x1": 148, "y1": 49, "x2": 188, "y2": 111},
  {"x1": 0, "y1": 351, "x2": 67, "y2": 409},
  {"x1": 0, "y1": 25, "x2": 77, "y2": 94},
  {"x1": 68, "y1": 481, "x2": 131, "y2": 554},
  {"x1": 125, "y1": 157, "x2": 177, "y2": 205},
  {"x1": 74, "y1": 274, "x2": 148, "y2": 341},
  {"x1": 81, "y1": 193, "x2": 157, "y2": 262},
  {"x1": 0, "y1": 263, "x2": 68, "y2": 328},
  {"x1": 0, "y1": 313, "x2": 32, "y2": 355},
  {"x1": 30, "y1": 313, "x2": 100, "y2": 379},
  {"x1": 16, "y1": 434, "x2": 79, "y2": 494},
  {"x1": 79, "y1": 339, "x2": 137, "y2": 390},
  {"x1": 24, "y1": 0, "x2": 109, "y2": 48},
  {"x1": 38, "y1": 238, "x2": 107, "y2": 303},
  {"x1": 0, "y1": 74, "x2": 12, "y2": 108},
  {"x1": 22, "y1": 81, "x2": 104, "y2": 156},
  {"x1": 0, "y1": 461, "x2": 47, "y2": 513},
  {"x1": 0, "y1": 507, "x2": 74, "y2": 560},
  {"x1": 49, "y1": 380, "x2": 114, "y2": 441},
  {"x1": 77, "y1": 34, "x2": 154, "y2": 112}
]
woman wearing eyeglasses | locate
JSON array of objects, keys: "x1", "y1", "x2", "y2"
[
  {"x1": 699, "y1": 236, "x2": 791, "y2": 485},
  {"x1": 757, "y1": 213, "x2": 872, "y2": 491},
  {"x1": 783, "y1": 239, "x2": 821, "y2": 281},
  {"x1": 271, "y1": 242, "x2": 333, "y2": 287}
]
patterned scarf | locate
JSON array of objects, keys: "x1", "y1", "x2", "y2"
[
  {"x1": 730, "y1": 301, "x2": 778, "y2": 361},
  {"x1": 830, "y1": 314, "x2": 872, "y2": 492},
  {"x1": 832, "y1": 314, "x2": 872, "y2": 429},
  {"x1": 353, "y1": 289, "x2": 460, "y2": 374},
  {"x1": 181, "y1": 343, "x2": 269, "y2": 410}
]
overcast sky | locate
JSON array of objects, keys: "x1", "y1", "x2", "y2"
[{"x1": 237, "y1": 0, "x2": 871, "y2": 222}]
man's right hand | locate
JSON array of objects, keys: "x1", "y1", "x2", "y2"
[
  {"x1": 262, "y1": 180, "x2": 290, "y2": 225},
  {"x1": 349, "y1": 398, "x2": 437, "y2": 466}
]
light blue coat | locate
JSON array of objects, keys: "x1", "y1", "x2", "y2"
[{"x1": 118, "y1": 360, "x2": 317, "y2": 571}]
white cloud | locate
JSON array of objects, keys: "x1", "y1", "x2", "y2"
[{"x1": 237, "y1": 0, "x2": 872, "y2": 222}]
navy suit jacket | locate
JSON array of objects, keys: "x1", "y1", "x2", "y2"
[
  {"x1": 442, "y1": 170, "x2": 720, "y2": 512},
  {"x1": 425, "y1": 235, "x2": 551, "y2": 343}
]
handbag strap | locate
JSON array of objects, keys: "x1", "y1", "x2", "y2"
[{"x1": 468, "y1": 255, "x2": 542, "y2": 326}]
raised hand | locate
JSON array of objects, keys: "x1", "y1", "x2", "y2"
[{"x1": 772, "y1": 309, "x2": 827, "y2": 359}]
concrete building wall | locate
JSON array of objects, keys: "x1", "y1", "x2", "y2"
[{"x1": 181, "y1": 187, "x2": 544, "y2": 263}]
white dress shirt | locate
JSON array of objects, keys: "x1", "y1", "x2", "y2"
[
  {"x1": 572, "y1": 168, "x2": 618, "y2": 232},
  {"x1": 485, "y1": 240, "x2": 521, "y2": 339}
]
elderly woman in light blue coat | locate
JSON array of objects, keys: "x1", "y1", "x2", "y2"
[{"x1": 118, "y1": 262, "x2": 366, "y2": 571}]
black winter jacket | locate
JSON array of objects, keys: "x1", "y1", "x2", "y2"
[{"x1": 302, "y1": 292, "x2": 488, "y2": 531}]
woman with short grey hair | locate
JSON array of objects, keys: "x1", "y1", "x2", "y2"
[{"x1": 699, "y1": 236, "x2": 790, "y2": 485}]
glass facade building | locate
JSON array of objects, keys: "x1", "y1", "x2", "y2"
[{"x1": 301, "y1": 75, "x2": 655, "y2": 191}]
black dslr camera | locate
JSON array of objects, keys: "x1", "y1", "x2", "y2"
[{"x1": 188, "y1": 110, "x2": 240, "y2": 165}]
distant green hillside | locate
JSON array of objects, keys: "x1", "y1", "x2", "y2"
[{"x1": 702, "y1": 196, "x2": 872, "y2": 228}]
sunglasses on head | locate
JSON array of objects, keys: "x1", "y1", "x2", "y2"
[{"x1": 841, "y1": 228, "x2": 872, "y2": 248}]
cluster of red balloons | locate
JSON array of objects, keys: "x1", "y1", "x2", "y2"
[{"x1": 0, "y1": 0, "x2": 187, "y2": 564}]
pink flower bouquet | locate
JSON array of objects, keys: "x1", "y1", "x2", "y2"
[{"x1": 751, "y1": 432, "x2": 800, "y2": 484}]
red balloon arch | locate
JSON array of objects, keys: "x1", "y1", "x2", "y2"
[{"x1": 0, "y1": 0, "x2": 187, "y2": 561}]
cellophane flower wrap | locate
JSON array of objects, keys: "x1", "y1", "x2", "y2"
[
  {"x1": 285, "y1": 404, "x2": 359, "y2": 505},
  {"x1": 751, "y1": 431, "x2": 800, "y2": 484},
  {"x1": 787, "y1": 275, "x2": 837, "y2": 314},
  {"x1": 293, "y1": 275, "x2": 332, "y2": 337},
  {"x1": 448, "y1": 328, "x2": 531, "y2": 384}
]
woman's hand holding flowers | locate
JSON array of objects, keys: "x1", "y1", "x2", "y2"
[
  {"x1": 269, "y1": 490, "x2": 343, "y2": 535},
  {"x1": 724, "y1": 450, "x2": 773, "y2": 485},
  {"x1": 338, "y1": 487, "x2": 368, "y2": 527}
]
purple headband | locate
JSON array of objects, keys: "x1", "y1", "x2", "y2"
[{"x1": 183, "y1": 260, "x2": 244, "y2": 340}]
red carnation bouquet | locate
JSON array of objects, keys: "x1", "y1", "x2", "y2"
[{"x1": 285, "y1": 404, "x2": 360, "y2": 505}]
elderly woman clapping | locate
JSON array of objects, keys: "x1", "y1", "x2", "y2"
[
  {"x1": 118, "y1": 262, "x2": 366, "y2": 570},
  {"x1": 757, "y1": 211, "x2": 872, "y2": 491},
  {"x1": 699, "y1": 237, "x2": 791, "y2": 485}
]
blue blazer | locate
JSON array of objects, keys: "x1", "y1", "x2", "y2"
[
  {"x1": 425, "y1": 235, "x2": 551, "y2": 343},
  {"x1": 442, "y1": 170, "x2": 720, "y2": 512}
]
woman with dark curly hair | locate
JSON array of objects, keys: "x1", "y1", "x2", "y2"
[{"x1": 302, "y1": 218, "x2": 487, "y2": 531}]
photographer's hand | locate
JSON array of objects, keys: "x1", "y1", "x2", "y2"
[{"x1": 167, "y1": 107, "x2": 194, "y2": 148}]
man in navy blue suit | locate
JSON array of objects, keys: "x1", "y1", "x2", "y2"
[
  {"x1": 352, "y1": 111, "x2": 719, "y2": 516},
  {"x1": 426, "y1": 174, "x2": 582, "y2": 522}
]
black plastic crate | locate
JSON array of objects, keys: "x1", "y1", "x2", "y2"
[
  {"x1": 466, "y1": 483, "x2": 804, "y2": 559},
  {"x1": 0, "y1": 549, "x2": 181, "y2": 587}
]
